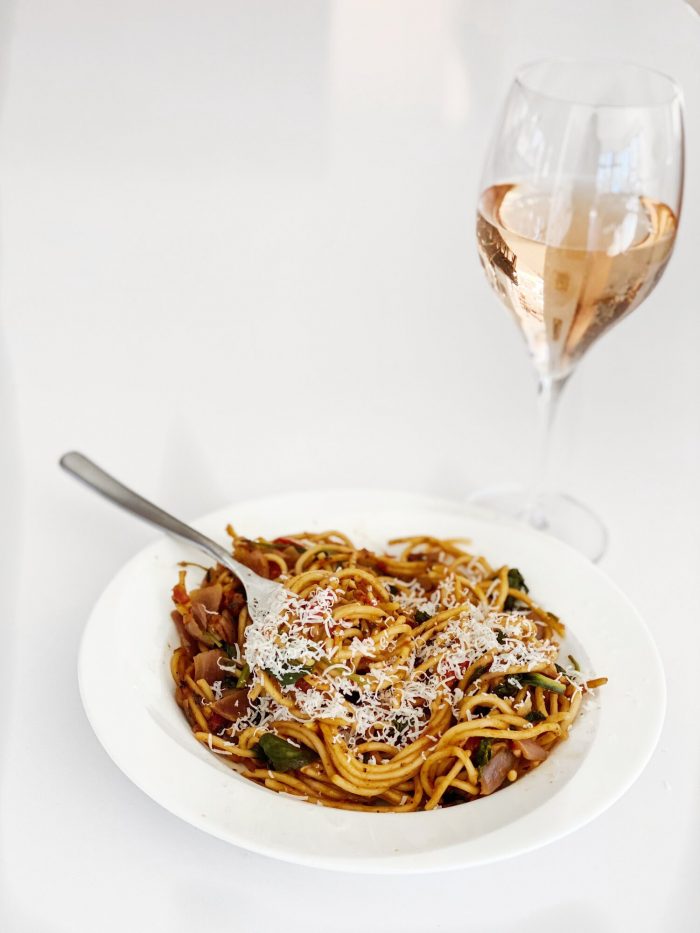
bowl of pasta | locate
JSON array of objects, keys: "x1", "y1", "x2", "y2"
[{"x1": 79, "y1": 490, "x2": 664, "y2": 872}]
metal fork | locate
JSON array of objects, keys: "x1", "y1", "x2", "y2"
[{"x1": 59, "y1": 451, "x2": 287, "y2": 621}]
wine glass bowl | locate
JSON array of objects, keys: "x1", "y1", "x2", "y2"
[
  {"x1": 476, "y1": 183, "x2": 678, "y2": 381},
  {"x1": 473, "y1": 60, "x2": 684, "y2": 561}
]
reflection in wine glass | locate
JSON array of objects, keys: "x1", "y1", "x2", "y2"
[{"x1": 473, "y1": 60, "x2": 684, "y2": 561}]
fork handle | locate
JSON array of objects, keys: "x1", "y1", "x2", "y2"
[{"x1": 59, "y1": 451, "x2": 255, "y2": 583}]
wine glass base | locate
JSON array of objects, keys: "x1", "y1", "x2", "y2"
[{"x1": 468, "y1": 483, "x2": 609, "y2": 563}]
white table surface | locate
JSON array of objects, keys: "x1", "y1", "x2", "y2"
[{"x1": 1, "y1": 1, "x2": 699, "y2": 930}]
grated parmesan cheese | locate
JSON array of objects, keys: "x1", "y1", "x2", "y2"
[{"x1": 225, "y1": 573, "x2": 564, "y2": 750}]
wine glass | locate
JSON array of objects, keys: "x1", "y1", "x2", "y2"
[{"x1": 473, "y1": 59, "x2": 684, "y2": 561}]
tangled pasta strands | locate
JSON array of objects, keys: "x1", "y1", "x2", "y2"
[{"x1": 170, "y1": 529, "x2": 605, "y2": 812}]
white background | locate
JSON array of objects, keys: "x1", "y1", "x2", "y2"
[{"x1": 1, "y1": 1, "x2": 699, "y2": 930}]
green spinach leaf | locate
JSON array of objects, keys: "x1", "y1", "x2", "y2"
[{"x1": 257, "y1": 734, "x2": 318, "y2": 772}]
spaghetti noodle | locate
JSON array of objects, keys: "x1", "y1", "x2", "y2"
[{"x1": 170, "y1": 528, "x2": 605, "y2": 812}]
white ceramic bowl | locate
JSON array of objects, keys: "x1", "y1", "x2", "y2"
[{"x1": 78, "y1": 490, "x2": 665, "y2": 873}]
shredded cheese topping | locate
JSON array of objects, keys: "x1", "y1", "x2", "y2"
[{"x1": 231, "y1": 577, "x2": 559, "y2": 749}]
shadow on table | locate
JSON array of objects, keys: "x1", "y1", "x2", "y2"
[
  {"x1": 0, "y1": 0, "x2": 24, "y2": 902},
  {"x1": 0, "y1": 332, "x2": 25, "y2": 925},
  {"x1": 483, "y1": 904, "x2": 615, "y2": 933},
  {"x1": 169, "y1": 846, "x2": 617, "y2": 933},
  {"x1": 663, "y1": 787, "x2": 700, "y2": 930}
]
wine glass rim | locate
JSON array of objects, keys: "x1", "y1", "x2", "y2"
[{"x1": 514, "y1": 58, "x2": 683, "y2": 109}]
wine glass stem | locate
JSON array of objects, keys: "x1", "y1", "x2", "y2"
[{"x1": 524, "y1": 374, "x2": 567, "y2": 529}]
